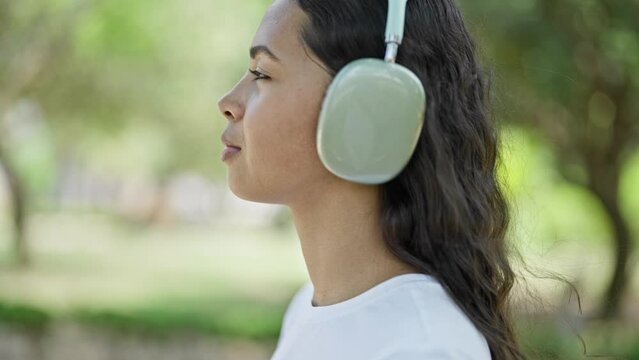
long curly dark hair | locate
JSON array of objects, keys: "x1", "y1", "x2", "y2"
[{"x1": 296, "y1": 0, "x2": 525, "y2": 358}]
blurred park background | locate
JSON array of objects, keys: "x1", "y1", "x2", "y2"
[{"x1": 0, "y1": 0, "x2": 637, "y2": 359}]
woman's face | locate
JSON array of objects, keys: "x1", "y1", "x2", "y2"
[{"x1": 217, "y1": 0, "x2": 334, "y2": 205}]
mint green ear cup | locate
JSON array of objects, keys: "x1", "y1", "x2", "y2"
[
  {"x1": 315, "y1": 0, "x2": 426, "y2": 184},
  {"x1": 316, "y1": 59, "x2": 426, "y2": 184}
]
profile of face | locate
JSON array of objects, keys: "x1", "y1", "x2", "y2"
[{"x1": 217, "y1": 0, "x2": 336, "y2": 205}]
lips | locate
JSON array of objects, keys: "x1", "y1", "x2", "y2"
[
  {"x1": 221, "y1": 146, "x2": 241, "y2": 162},
  {"x1": 221, "y1": 132, "x2": 242, "y2": 162}
]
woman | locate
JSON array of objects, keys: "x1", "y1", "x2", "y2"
[{"x1": 217, "y1": 0, "x2": 524, "y2": 358}]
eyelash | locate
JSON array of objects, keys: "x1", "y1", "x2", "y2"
[{"x1": 248, "y1": 68, "x2": 270, "y2": 81}]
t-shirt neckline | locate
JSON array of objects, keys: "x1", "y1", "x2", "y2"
[{"x1": 301, "y1": 272, "x2": 436, "y2": 320}]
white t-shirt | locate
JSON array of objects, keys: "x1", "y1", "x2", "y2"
[{"x1": 270, "y1": 273, "x2": 491, "y2": 360}]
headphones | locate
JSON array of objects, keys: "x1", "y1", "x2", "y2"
[{"x1": 315, "y1": 0, "x2": 426, "y2": 185}]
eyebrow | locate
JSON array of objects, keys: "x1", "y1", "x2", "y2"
[{"x1": 250, "y1": 45, "x2": 281, "y2": 62}]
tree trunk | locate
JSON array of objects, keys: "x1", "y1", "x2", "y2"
[
  {"x1": 587, "y1": 157, "x2": 633, "y2": 318},
  {"x1": 0, "y1": 143, "x2": 29, "y2": 267}
]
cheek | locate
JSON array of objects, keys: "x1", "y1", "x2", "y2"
[{"x1": 245, "y1": 85, "x2": 326, "y2": 182}]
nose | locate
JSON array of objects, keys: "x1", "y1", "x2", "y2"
[{"x1": 217, "y1": 89, "x2": 244, "y2": 123}]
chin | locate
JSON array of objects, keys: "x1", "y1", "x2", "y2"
[{"x1": 227, "y1": 176, "x2": 283, "y2": 205}]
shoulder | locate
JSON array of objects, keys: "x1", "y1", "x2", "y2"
[{"x1": 379, "y1": 279, "x2": 492, "y2": 359}]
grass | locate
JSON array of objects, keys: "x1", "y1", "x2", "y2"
[
  {"x1": 0, "y1": 211, "x2": 307, "y2": 310},
  {"x1": 0, "y1": 211, "x2": 302, "y2": 342},
  {"x1": 69, "y1": 297, "x2": 286, "y2": 341},
  {"x1": 0, "y1": 301, "x2": 51, "y2": 330}
]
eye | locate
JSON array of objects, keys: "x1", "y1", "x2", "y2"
[{"x1": 248, "y1": 68, "x2": 270, "y2": 81}]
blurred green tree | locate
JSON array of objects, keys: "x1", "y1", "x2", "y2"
[
  {"x1": 0, "y1": 0, "x2": 86, "y2": 266},
  {"x1": 460, "y1": 0, "x2": 639, "y2": 318},
  {"x1": 0, "y1": 0, "x2": 266, "y2": 264}
]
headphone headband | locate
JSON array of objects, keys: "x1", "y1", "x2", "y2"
[{"x1": 384, "y1": 0, "x2": 408, "y2": 63}]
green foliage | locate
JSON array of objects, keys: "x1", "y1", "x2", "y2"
[
  {"x1": 74, "y1": 0, "x2": 158, "y2": 59},
  {"x1": 517, "y1": 316, "x2": 639, "y2": 359},
  {"x1": 2, "y1": 0, "x2": 270, "y2": 180},
  {"x1": 0, "y1": 296, "x2": 284, "y2": 341},
  {"x1": 460, "y1": 1, "x2": 639, "y2": 306},
  {"x1": 69, "y1": 298, "x2": 286, "y2": 341},
  {"x1": 499, "y1": 125, "x2": 623, "y2": 249},
  {"x1": 0, "y1": 301, "x2": 51, "y2": 330},
  {"x1": 620, "y1": 151, "x2": 639, "y2": 237}
]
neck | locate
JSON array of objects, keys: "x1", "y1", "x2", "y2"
[{"x1": 289, "y1": 180, "x2": 419, "y2": 307}]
